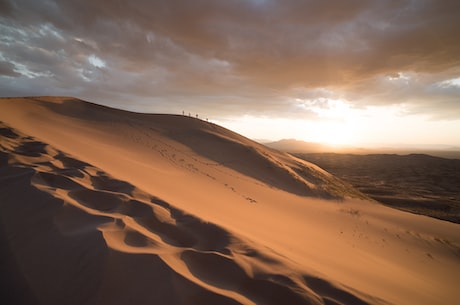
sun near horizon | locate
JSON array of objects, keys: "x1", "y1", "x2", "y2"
[{"x1": 215, "y1": 97, "x2": 460, "y2": 148}]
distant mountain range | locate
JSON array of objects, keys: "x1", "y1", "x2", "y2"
[{"x1": 263, "y1": 138, "x2": 460, "y2": 159}]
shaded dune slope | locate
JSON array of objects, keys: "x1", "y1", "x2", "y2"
[{"x1": 0, "y1": 123, "x2": 377, "y2": 305}]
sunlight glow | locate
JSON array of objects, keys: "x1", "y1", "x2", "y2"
[
  {"x1": 295, "y1": 98, "x2": 358, "y2": 145},
  {"x1": 309, "y1": 121, "x2": 354, "y2": 145},
  {"x1": 215, "y1": 114, "x2": 357, "y2": 146},
  {"x1": 296, "y1": 98, "x2": 353, "y2": 119},
  {"x1": 215, "y1": 102, "x2": 460, "y2": 147}
]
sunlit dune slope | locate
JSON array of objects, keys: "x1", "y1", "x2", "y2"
[
  {"x1": 0, "y1": 123, "x2": 380, "y2": 305},
  {"x1": 1, "y1": 97, "x2": 460, "y2": 305},
  {"x1": 0, "y1": 96, "x2": 359, "y2": 199}
]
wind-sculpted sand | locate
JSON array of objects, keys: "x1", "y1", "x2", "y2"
[
  {"x1": 1, "y1": 123, "x2": 374, "y2": 305},
  {"x1": 1, "y1": 97, "x2": 460, "y2": 305}
]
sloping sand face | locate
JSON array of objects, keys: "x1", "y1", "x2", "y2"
[
  {"x1": 0, "y1": 122, "x2": 372, "y2": 305},
  {"x1": 1, "y1": 97, "x2": 460, "y2": 305}
]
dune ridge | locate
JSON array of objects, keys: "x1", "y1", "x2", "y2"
[
  {"x1": 18, "y1": 96, "x2": 362, "y2": 199},
  {"x1": 1, "y1": 97, "x2": 460, "y2": 305}
]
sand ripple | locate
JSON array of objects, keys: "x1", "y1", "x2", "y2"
[{"x1": 0, "y1": 121, "x2": 381, "y2": 304}]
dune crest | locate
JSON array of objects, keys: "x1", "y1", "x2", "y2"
[
  {"x1": 1, "y1": 97, "x2": 460, "y2": 305},
  {"x1": 3, "y1": 96, "x2": 360, "y2": 200}
]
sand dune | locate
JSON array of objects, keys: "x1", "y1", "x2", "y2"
[
  {"x1": 1, "y1": 97, "x2": 460, "y2": 305},
  {"x1": 0, "y1": 121, "x2": 370, "y2": 305}
]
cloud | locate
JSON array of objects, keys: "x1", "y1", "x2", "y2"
[
  {"x1": 0, "y1": 0, "x2": 459, "y2": 120},
  {"x1": 0, "y1": 60, "x2": 20, "y2": 77}
]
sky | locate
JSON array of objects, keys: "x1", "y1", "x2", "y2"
[{"x1": 1, "y1": 0, "x2": 460, "y2": 147}]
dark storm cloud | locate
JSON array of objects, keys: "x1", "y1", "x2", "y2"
[{"x1": 0, "y1": 0, "x2": 459, "y2": 118}]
